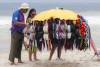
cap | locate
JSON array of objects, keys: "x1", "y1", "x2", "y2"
[{"x1": 20, "y1": 3, "x2": 29, "y2": 9}]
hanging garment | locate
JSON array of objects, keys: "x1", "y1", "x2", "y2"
[{"x1": 56, "y1": 24, "x2": 66, "y2": 39}]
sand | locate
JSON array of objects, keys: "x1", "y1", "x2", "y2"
[{"x1": 1, "y1": 48, "x2": 100, "y2": 67}]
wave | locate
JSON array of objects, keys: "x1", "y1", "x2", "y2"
[{"x1": 0, "y1": 16, "x2": 100, "y2": 25}]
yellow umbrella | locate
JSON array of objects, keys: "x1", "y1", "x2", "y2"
[{"x1": 33, "y1": 8, "x2": 78, "y2": 21}]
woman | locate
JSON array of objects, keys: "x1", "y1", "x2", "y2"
[
  {"x1": 35, "y1": 21, "x2": 45, "y2": 51},
  {"x1": 48, "y1": 18, "x2": 57, "y2": 60},
  {"x1": 25, "y1": 8, "x2": 38, "y2": 61},
  {"x1": 64, "y1": 20, "x2": 75, "y2": 50},
  {"x1": 56, "y1": 20, "x2": 66, "y2": 59},
  {"x1": 75, "y1": 20, "x2": 81, "y2": 50},
  {"x1": 49, "y1": 18, "x2": 66, "y2": 60},
  {"x1": 43, "y1": 20, "x2": 50, "y2": 50}
]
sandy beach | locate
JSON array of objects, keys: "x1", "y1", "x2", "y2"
[{"x1": 1, "y1": 48, "x2": 100, "y2": 67}]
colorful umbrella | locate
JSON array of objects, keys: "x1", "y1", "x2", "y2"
[{"x1": 32, "y1": 8, "x2": 78, "y2": 21}]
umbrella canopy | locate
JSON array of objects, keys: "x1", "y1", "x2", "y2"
[{"x1": 32, "y1": 8, "x2": 78, "y2": 21}]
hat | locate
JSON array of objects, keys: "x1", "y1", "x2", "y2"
[{"x1": 20, "y1": 3, "x2": 29, "y2": 9}]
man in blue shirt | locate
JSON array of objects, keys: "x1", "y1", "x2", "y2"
[{"x1": 9, "y1": 3, "x2": 29, "y2": 65}]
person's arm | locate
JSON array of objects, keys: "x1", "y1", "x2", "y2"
[
  {"x1": 15, "y1": 21, "x2": 26, "y2": 26},
  {"x1": 12, "y1": 11, "x2": 26, "y2": 27}
]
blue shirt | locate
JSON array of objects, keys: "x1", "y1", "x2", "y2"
[{"x1": 11, "y1": 9, "x2": 25, "y2": 32}]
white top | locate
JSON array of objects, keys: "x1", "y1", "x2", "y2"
[
  {"x1": 67, "y1": 25, "x2": 71, "y2": 32},
  {"x1": 43, "y1": 22, "x2": 48, "y2": 40},
  {"x1": 29, "y1": 26, "x2": 35, "y2": 40},
  {"x1": 23, "y1": 25, "x2": 35, "y2": 40},
  {"x1": 67, "y1": 25, "x2": 71, "y2": 39},
  {"x1": 43, "y1": 22, "x2": 48, "y2": 33}
]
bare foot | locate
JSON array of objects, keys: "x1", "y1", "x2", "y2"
[
  {"x1": 9, "y1": 62, "x2": 16, "y2": 65},
  {"x1": 34, "y1": 58, "x2": 39, "y2": 61},
  {"x1": 29, "y1": 59, "x2": 32, "y2": 61},
  {"x1": 59, "y1": 58, "x2": 64, "y2": 61},
  {"x1": 18, "y1": 60, "x2": 24, "y2": 63},
  {"x1": 48, "y1": 58, "x2": 51, "y2": 61}
]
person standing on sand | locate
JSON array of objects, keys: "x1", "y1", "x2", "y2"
[
  {"x1": 49, "y1": 18, "x2": 66, "y2": 60},
  {"x1": 9, "y1": 3, "x2": 29, "y2": 65},
  {"x1": 25, "y1": 9, "x2": 39, "y2": 61}
]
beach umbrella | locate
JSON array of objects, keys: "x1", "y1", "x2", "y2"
[{"x1": 32, "y1": 8, "x2": 78, "y2": 21}]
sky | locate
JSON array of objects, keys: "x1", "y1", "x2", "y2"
[
  {"x1": 0, "y1": 0, "x2": 100, "y2": 16},
  {"x1": 0, "y1": 0, "x2": 100, "y2": 3}
]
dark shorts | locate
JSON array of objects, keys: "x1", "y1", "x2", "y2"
[{"x1": 57, "y1": 39, "x2": 65, "y2": 47}]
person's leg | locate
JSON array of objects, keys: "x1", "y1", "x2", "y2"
[
  {"x1": 77, "y1": 39, "x2": 80, "y2": 50},
  {"x1": 48, "y1": 35, "x2": 52, "y2": 50},
  {"x1": 49, "y1": 46, "x2": 56, "y2": 60},
  {"x1": 34, "y1": 50, "x2": 39, "y2": 60},
  {"x1": 49, "y1": 39, "x2": 56, "y2": 60},
  {"x1": 17, "y1": 33, "x2": 24, "y2": 63},
  {"x1": 42, "y1": 37, "x2": 45, "y2": 49},
  {"x1": 64, "y1": 38, "x2": 68, "y2": 51},
  {"x1": 29, "y1": 39, "x2": 34, "y2": 61},
  {"x1": 75, "y1": 39, "x2": 78, "y2": 49},
  {"x1": 9, "y1": 32, "x2": 17, "y2": 64},
  {"x1": 29, "y1": 47, "x2": 32, "y2": 61},
  {"x1": 23, "y1": 41, "x2": 27, "y2": 49},
  {"x1": 23, "y1": 36, "x2": 27, "y2": 49},
  {"x1": 46, "y1": 40, "x2": 48, "y2": 50},
  {"x1": 71, "y1": 39, "x2": 74, "y2": 50},
  {"x1": 57, "y1": 39, "x2": 63, "y2": 59},
  {"x1": 30, "y1": 38, "x2": 39, "y2": 61},
  {"x1": 57, "y1": 47, "x2": 61, "y2": 59},
  {"x1": 48, "y1": 39, "x2": 51, "y2": 50},
  {"x1": 37, "y1": 38, "x2": 42, "y2": 51}
]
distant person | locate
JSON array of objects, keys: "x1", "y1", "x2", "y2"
[{"x1": 9, "y1": 3, "x2": 29, "y2": 65}]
